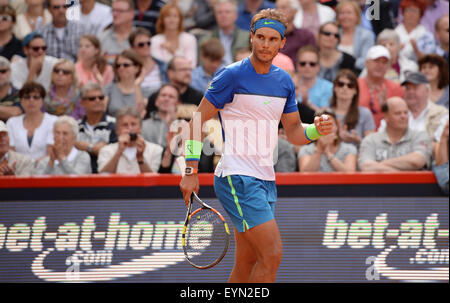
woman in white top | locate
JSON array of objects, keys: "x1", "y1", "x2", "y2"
[
  {"x1": 13, "y1": 0, "x2": 52, "y2": 40},
  {"x1": 395, "y1": 0, "x2": 436, "y2": 63},
  {"x1": 6, "y1": 82, "x2": 57, "y2": 160},
  {"x1": 150, "y1": 3, "x2": 197, "y2": 69}
]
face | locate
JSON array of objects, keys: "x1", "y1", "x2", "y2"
[
  {"x1": 112, "y1": 1, "x2": 134, "y2": 27},
  {"x1": 379, "y1": 39, "x2": 400, "y2": 61},
  {"x1": 403, "y1": 83, "x2": 430, "y2": 107},
  {"x1": 155, "y1": 86, "x2": 179, "y2": 113},
  {"x1": 385, "y1": 98, "x2": 409, "y2": 131},
  {"x1": 118, "y1": 114, "x2": 141, "y2": 136},
  {"x1": 0, "y1": 132, "x2": 9, "y2": 156},
  {"x1": 48, "y1": 0, "x2": 69, "y2": 23},
  {"x1": 81, "y1": 89, "x2": 107, "y2": 113},
  {"x1": 53, "y1": 122, "x2": 76, "y2": 149},
  {"x1": 78, "y1": 38, "x2": 99, "y2": 61},
  {"x1": 0, "y1": 65, "x2": 11, "y2": 87},
  {"x1": 115, "y1": 56, "x2": 139, "y2": 82},
  {"x1": 296, "y1": 51, "x2": 320, "y2": 79},
  {"x1": 25, "y1": 37, "x2": 47, "y2": 58},
  {"x1": 52, "y1": 62, "x2": 73, "y2": 87},
  {"x1": 0, "y1": 13, "x2": 14, "y2": 32},
  {"x1": 420, "y1": 63, "x2": 440, "y2": 83},
  {"x1": 132, "y1": 34, "x2": 151, "y2": 58},
  {"x1": 251, "y1": 27, "x2": 286, "y2": 64},
  {"x1": 26, "y1": 0, "x2": 45, "y2": 5},
  {"x1": 168, "y1": 58, "x2": 193, "y2": 86},
  {"x1": 337, "y1": 4, "x2": 358, "y2": 29},
  {"x1": 366, "y1": 57, "x2": 390, "y2": 79},
  {"x1": 215, "y1": 1, "x2": 237, "y2": 29},
  {"x1": 318, "y1": 23, "x2": 340, "y2": 49},
  {"x1": 163, "y1": 7, "x2": 181, "y2": 32},
  {"x1": 436, "y1": 16, "x2": 449, "y2": 45},
  {"x1": 201, "y1": 55, "x2": 222, "y2": 76},
  {"x1": 402, "y1": 6, "x2": 421, "y2": 28},
  {"x1": 334, "y1": 76, "x2": 357, "y2": 101},
  {"x1": 275, "y1": 0, "x2": 296, "y2": 23},
  {"x1": 21, "y1": 90, "x2": 44, "y2": 114}
]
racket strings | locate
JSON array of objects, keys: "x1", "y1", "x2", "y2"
[{"x1": 185, "y1": 209, "x2": 229, "y2": 267}]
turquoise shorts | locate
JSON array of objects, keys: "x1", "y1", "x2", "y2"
[{"x1": 214, "y1": 175, "x2": 277, "y2": 233}]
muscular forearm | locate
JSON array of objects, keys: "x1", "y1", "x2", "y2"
[{"x1": 286, "y1": 123, "x2": 311, "y2": 146}]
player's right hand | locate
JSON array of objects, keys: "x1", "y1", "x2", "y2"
[{"x1": 180, "y1": 175, "x2": 199, "y2": 206}]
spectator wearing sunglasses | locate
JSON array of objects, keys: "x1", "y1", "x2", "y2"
[
  {"x1": 75, "y1": 35, "x2": 114, "y2": 88},
  {"x1": 104, "y1": 49, "x2": 150, "y2": 118},
  {"x1": 0, "y1": 56, "x2": 22, "y2": 122},
  {"x1": 295, "y1": 45, "x2": 333, "y2": 112},
  {"x1": 6, "y1": 82, "x2": 57, "y2": 160},
  {"x1": 44, "y1": 58, "x2": 84, "y2": 120},
  {"x1": 358, "y1": 45, "x2": 404, "y2": 129},
  {"x1": 10, "y1": 32, "x2": 58, "y2": 91},
  {"x1": 330, "y1": 69, "x2": 375, "y2": 148},
  {"x1": 13, "y1": 0, "x2": 52, "y2": 40},
  {"x1": 275, "y1": 0, "x2": 316, "y2": 67},
  {"x1": 0, "y1": 5, "x2": 26, "y2": 61},
  {"x1": 36, "y1": 0, "x2": 88, "y2": 61},
  {"x1": 76, "y1": 82, "x2": 117, "y2": 173},
  {"x1": 129, "y1": 27, "x2": 168, "y2": 94},
  {"x1": 317, "y1": 21, "x2": 357, "y2": 82}
]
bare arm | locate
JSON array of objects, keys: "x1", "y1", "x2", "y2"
[{"x1": 360, "y1": 160, "x2": 400, "y2": 172}]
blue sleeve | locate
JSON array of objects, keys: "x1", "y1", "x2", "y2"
[
  {"x1": 204, "y1": 67, "x2": 235, "y2": 109},
  {"x1": 283, "y1": 76, "x2": 298, "y2": 114}
]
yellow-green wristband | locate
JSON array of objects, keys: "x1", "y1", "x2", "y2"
[
  {"x1": 185, "y1": 140, "x2": 203, "y2": 161},
  {"x1": 305, "y1": 124, "x2": 323, "y2": 141}
]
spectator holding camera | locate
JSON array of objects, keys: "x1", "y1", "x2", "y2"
[{"x1": 98, "y1": 106, "x2": 163, "y2": 174}]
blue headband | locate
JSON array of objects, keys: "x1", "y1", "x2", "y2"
[{"x1": 252, "y1": 18, "x2": 286, "y2": 39}]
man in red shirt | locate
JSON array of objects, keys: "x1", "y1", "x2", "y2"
[{"x1": 358, "y1": 45, "x2": 404, "y2": 129}]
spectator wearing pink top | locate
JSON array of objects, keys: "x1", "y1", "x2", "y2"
[
  {"x1": 150, "y1": 3, "x2": 197, "y2": 69},
  {"x1": 75, "y1": 35, "x2": 114, "y2": 88},
  {"x1": 272, "y1": 52, "x2": 294, "y2": 72}
]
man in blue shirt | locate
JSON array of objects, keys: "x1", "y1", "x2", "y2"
[
  {"x1": 180, "y1": 9, "x2": 333, "y2": 282},
  {"x1": 235, "y1": 0, "x2": 275, "y2": 31}
]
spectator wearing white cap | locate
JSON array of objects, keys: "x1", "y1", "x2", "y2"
[
  {"x1": 0, "y1": 120, "x2": 34, "y2": 176},
  {"x1": 358, "y1": 45, "x2": 404, "y2": 129}
]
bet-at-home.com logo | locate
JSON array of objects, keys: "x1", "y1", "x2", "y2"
[
  {"x1": 322, "y1": 211, "x2": 449, "y2": 281},
  {"x1": 0, "y1": 213, "x2": 212, "y2": 282}
]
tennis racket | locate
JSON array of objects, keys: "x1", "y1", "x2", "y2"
[{"x1": 182, "y1": 192, "x2": 230, "y2": 269}]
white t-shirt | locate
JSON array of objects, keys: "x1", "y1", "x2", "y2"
[
  {"x1": 6, "y1": 113, "x2": 57, "y2": 160},
  {"x1": 10, "y1": 55, "x2": 59, "y2": 91},
  {"x1": 66, "y1": 2, "x2": 113, "y2": 35}
]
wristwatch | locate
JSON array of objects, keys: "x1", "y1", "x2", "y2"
[{"x1": 185, "y1": 167, "x2": 198, "y2": 176}]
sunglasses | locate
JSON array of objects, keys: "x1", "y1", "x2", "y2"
[
  {"x1": 84, "y1": 95, "x2": 105, "y2": 102},
  {"x1": 320, "y1": 30, "x2": 340, "y2": 39},
  {"x1": 29, "y1": 45, "x2": 47, "y2": 52},
  {"x1": 51, "y1": 4, "x2": 72, "y2": 10},
  {"x1": 335, "y1": 81, "x2": 356, "y2": 89},
  {"x1": 22, "y1": 95, "x2": 42, "y2": 101},
  {"x1": 0, "y1": 69, "x2": 9, "y2": 74},
  {"x1": 298, "y1": 61, "x2": 318, "y2": 67},
  {"x1": 0, "y1": 15, "x2": 13, "y2": 22},
  {"x1": 53, "y1": 68, "x2": 72, "y2": 75},
  {"x1": 115, "y1": 63, "x2": 134, "y2": 69},
  {"x1": 136, "y1": 41, "x2": 151, "y2": 48}
]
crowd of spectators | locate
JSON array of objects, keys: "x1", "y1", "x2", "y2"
[{"x1": 0, "y1": 0, "x2": 448, "y2": 193}]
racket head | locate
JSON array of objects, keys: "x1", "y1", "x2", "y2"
[{"x1": 182, "y1": 201, "x2": 230, "y2": 269}]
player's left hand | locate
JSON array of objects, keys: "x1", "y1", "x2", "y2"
[{"x1": 314, "y1": 114, "x2": 333, "y2": 136}]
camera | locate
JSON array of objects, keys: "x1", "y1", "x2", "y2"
[{"x1": 129, "y1": 133, "x2": 138, "y2": 141}]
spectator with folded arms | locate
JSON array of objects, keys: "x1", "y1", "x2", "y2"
[
  {"x1": 34, "y1": 115, "x2": 92, "y2": 175},
  {"x1": 359, "y1": 97, "x2": 433, "y2": 172},
  {"x1": 0, "y1": 56, "x2": 22, "y2": 122}
]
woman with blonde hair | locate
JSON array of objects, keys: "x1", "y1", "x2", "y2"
[
  {"x1": 13, "y1": 0, "x2": 52, "y2": 39},
  {"x1": 45, "y1": 59, "x2": 84, "y2": 120},
  {"x1": 335, "y1": 0, "x2": 374, "y2": 71},
  {"x1": 150, "y1": 3, "x2": 197, "y2": 68}
]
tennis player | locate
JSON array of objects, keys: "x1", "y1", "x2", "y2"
[{"x1": 180, "y1": 8, "x2": 333, "y2": 283}]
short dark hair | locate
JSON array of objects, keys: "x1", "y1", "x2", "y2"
[
  {"x1": 0, "y1": 4, "x2": 16, "y2": 23},
  {"x1": 19, "y1": 82, "x2": 46, "y2": 99},
  {"x1": 418, "y1": 54, "x2": 449, "y2": 89},
  {"x1": 129, "y1": 27, "x2": 152, "y2": 46},
  {"x1": 200, "y1": 38, "x2": 225, "y2": 60}
]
